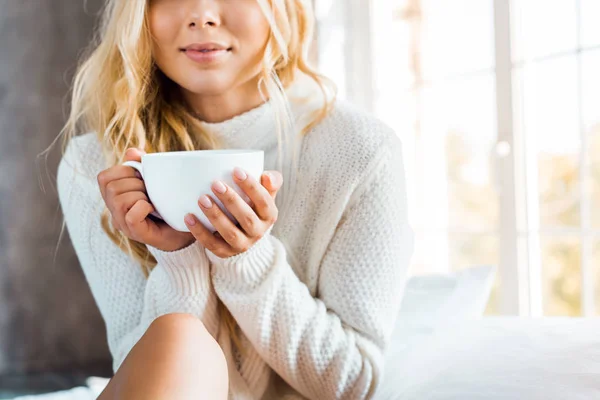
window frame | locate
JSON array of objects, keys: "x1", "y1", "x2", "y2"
[{"x1": 316, "y1": 0, "x2": 600, "y2": 316}]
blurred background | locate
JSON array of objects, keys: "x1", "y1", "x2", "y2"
[
  {"x1": 0, "y1": 0, "x2": 599, "y2": 397},
  {"x1": 317, "y1": 0, "x2": 600, "y2": 318}
]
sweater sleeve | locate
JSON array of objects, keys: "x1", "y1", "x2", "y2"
[
  {"x1": 57, "y1": 138, "x2": 220, "y2": 374},
  {"x1": 205, "y1": 135, "x2": 415, "y2": 399}
]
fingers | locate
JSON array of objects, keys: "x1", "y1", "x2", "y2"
[
  {"x1": 110, "y1": 191, "x2": 149, "y2": 235},
  {"x1": 260, "y1": 170, "x2": 283, "y2": 199},
  {"x1": 102, "y1": 177, "x2": 146, "y2": 232},
  {"x1": 97, "y1": 147, "x2": 145, "y2": 199},
  {"x1": 105, "y1": 178, "x2": 147, "y2": 200},
  {"x1": 97, "y1": 166, "x2": 140, "y2": 200},
  {"x1": 233, "y1": 168, "x2": 278, "y2": 223},
  {"x1": 125, "y1": 147, "x2": 146, "y2": 162},
  {"x1": 183, "y1": 169, "x2": 283, "y2": 259},
  {"x1": 198, "y1": 195, "x2": 249, "y2": 250},
  {"x1": 183, "y1": 214, "x2": 229, "y2": 257},
  {"x1": 210, "y1": 181, "x2": 263, "y2": 237},
  {"x1": 124, "y1": 199, "x2": 158, "y2": 243}
]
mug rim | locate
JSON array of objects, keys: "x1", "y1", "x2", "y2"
[{"x1": 143, "y1": 149, "x2": 263, "y2": 158}]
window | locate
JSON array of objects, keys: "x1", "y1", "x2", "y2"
[{"x1": 316, "y1": 0, "x2": 600, "y2": 316}]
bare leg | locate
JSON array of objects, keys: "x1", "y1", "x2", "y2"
[{"x1": 98, "y1": 313, "x2": 228, "y2": 400}]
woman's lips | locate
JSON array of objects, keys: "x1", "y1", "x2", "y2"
[{"x1": 182, "y1": 48, "x2": 231, "y2": 64}]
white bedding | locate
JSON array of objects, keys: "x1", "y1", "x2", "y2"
[
  {"x1": 5, "y1": 378, "x2": 107, "y2": 400},
  {"x1": 378, "y1": 317, "x2": 600, "y2": 399},
  {"x1": 376, "y1": 267, "x2": 600, "y2": 399}
]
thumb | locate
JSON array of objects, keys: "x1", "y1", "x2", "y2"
[
  {"x1": 125, "y1": 147, "x2": 146, "y2": 162},
  {"x1": 261, "y1": 170, "x2": 283, "y2": 198}
]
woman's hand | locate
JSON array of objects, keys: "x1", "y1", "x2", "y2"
[
  {"x1": 184, "y1": 167, "x2": 283, "y2": 258},
  {"x1": 97, "y1": 148, "x2": 196, "y2": 252}
]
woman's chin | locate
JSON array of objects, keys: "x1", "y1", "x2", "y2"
[{"x1": 182, "y1": 77, "x2": 234, "y2": 97}]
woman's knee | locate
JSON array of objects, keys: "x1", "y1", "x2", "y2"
[
  {"x1": 144, "y1": 313, "x2": 228, "y2": 376},
  {"x1": 112, "y1": 313, "x2": 229, "y2": 399},
  {"x1": 147, "y1": 313, "x2": 211, "y2": 342}
]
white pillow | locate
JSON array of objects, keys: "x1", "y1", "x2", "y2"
[
  {"x1": 399, "y1": 265, "x2": 496, "y2": 319},
  {"x1": 391, "y1": 265, "x2": 496, "y2": 343},
  {"x1": 378, "y1": 265, "x2": 496, "y2": 399}
]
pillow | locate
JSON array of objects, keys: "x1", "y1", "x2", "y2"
[
  {"x1": 377, "y1": 265, "x2": 496, "y2": 399},
  {"x1": 385, "y1": 264, "x2": 496, "y2": 356},
  {"x1": 398, "y1": 265, "x2": 496, "y2": 323}
]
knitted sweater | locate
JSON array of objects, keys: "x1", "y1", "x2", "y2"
[{"x1": 57, "y1": 99, "x2": 415, "y2": 399}]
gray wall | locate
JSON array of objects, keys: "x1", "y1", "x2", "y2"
[{"x1": 0, "y1": 1, "x2": 111, "y2": 374}]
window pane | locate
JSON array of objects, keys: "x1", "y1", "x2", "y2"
[
  {"x1": 581, "y1": 0, "x2": 600, "y2": 48},
  {"x1": 420, "y1": 0, "x2": 494, "y2": 80},
  {"x1": 512, "y1": 0, "x2": 578, "y2": 61},
  {"x1": 594, "y1": 241, "x2": 600, "y2": 316},
  {"x1": 521, "y1": 57, "x2": 581, "y2": 228},
  {"x1": 449, "y1": 235, "x2": 499, "y2": 270},
  {"x1": 582, "y1": 50, "x2": 600, "y2": 132},
  {"x1": 407, "y1": 75, "x2": 498, "y2": 276},
  {"x1": 410, "y1": 232, "x2": 452, "y2": 275},
  {"x1": 421, "y1": 74, "x2": 498, "y2": 231},
  {"x1": 582, "y1": 50, "x2": 600, "y2": 229},
  {"x1": 541, "y1": 237, "x2": 582, "y2": 316},
  {"x1": 449, "y1": 235, "x2": 500, "y2": 315},
  {"x1": 591, "y1": 135, "x2": 600, "y2": 229},
  {"x1": 373, "y1": 1, "x2": 416, "y2": 91},
  {"x1": 538, "y1": 154, "x2": 580, "y2": 228},
  {"x1": 315, "y1": 0, "x2": 347, "y2": 98}
]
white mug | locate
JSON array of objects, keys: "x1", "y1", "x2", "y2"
[{"x1": 123, "y1": 149, "x2": 264, "y2": 233}]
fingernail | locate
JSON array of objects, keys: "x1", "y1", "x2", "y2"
[
  {"x1": 212, "y1": 180, "x2": 227, "y2": 194},
  {"x1": 234, "y1": 167, "x2": 247, "y2": 181},
  {"x1": 185, "y1": 214, "x2": 196, "y2": 226},
  {"x1": 200, "y1": 195, "x2": 212, "y2": 208}
]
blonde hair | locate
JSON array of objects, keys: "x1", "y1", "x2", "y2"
[{"x1": 57, "y1": 0, "x2": 335, "y2": 353}]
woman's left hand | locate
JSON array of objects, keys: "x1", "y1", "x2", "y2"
[{"x1": 183, "y1": 167, "x2": 283, "y2": 258}]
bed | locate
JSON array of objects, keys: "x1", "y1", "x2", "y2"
[{"x1": 8, "y1": 266, "x2": 600, "y2": 400}]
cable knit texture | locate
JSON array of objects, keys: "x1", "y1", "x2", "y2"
[{"x1": 57, "y1": 98, "x2": 414, "y2": 399}]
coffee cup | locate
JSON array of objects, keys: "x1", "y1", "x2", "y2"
[{"x1": 122, "y1": 149, "x2": 264, "y2": 233}]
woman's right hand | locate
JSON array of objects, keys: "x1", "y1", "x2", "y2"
[{"x1": 97, "y1": 148, "x2": 196, "y2": 252}]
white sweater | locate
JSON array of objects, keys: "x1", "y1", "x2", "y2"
[{"x1": 57, "y1": 99, "x2": 414, "y2": 400}]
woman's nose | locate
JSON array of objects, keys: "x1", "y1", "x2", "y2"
[{"x1": 188, "y1": 0, "x2": 221, "y2": 29}]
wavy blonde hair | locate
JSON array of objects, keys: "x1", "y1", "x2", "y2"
[{"x1": 58, "y1": 0, "x2": 335, "y2": 352}]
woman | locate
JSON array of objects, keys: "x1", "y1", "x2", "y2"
[{"x1": 56, "y1": 0, "x2": 414, "y2": 399}]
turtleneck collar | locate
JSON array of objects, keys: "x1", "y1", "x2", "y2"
[{"x1": 197, "y1": 100, "x2": 278, "y2": 151}]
